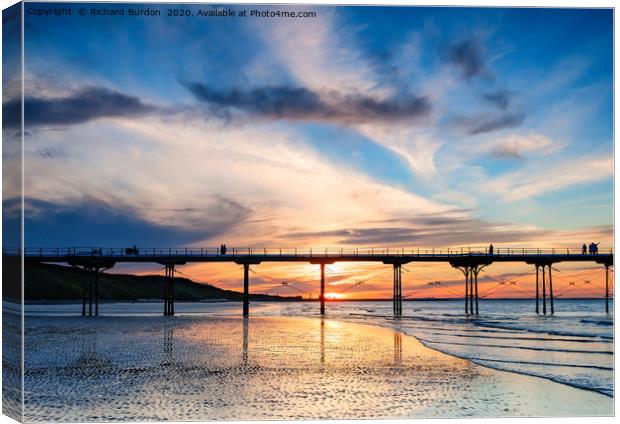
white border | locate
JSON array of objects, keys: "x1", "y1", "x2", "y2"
[{"x1": 0, "y1": 1, "x2": 616, "y2": 424}]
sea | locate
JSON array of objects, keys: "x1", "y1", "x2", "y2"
[{"x1": 22, "y1": 298, "x2": 614, "y2": 398}]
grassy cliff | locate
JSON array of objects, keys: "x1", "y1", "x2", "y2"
[{"x1": 19, "y1": 262, "x2": 299, "y2": 302}]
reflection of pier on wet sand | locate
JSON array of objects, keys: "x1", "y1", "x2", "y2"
[{"x1": 23, "y1": 315, "x2": 612, "y2": 421}]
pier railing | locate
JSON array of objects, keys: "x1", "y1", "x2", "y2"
[{"x1": 5, "y1": 246, "x2": 614, "y2": 258}]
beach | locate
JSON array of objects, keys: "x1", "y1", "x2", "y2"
[{"x1": 23, "y1": 311, "x2": 613, "y2": 421}]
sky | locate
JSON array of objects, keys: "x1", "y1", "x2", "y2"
[{"x1": 4, "y1": 3, "x2": 614, "y2": 298}]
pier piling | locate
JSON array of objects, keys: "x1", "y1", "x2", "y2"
[
  {"x1": 88, "y1": 271, "x2": 93, "y2": 316},
  {"x1": 452, "y1": 261, "x2": 489, "y2": 316},
  {"x1": 605, "y1": 264, "x2": 610, "y2": 314},
  {"x1": 243, "y1": 264, "x2": 250, "y2": 317},
  {"x1": 464, "y1": 269, "x2": 469, "y2": 314},
  {"x1": 469, "y1": 267, "x2": 474, "y2": 314},
  {"x1": 94, "y1": 270, "x2": 100, "y2": 316},
  {"x1": 393, "y1": 263, "x2": 402, "y2": 316},
  {"x1": 474, "y1": 268, "x2": 479, "y2": 315},
  {"x1": 548, "y1": 265, "x2": 554, "y2": 315},
  {"x1": 164, "y1": 264, "x2": 175, "y2": 317},
  {"x1": 77, "y1": 264, "x2": 111, "y2": 316},
  {"x1": 534, "y1": 263, "x2": 555, "y2": 315},
  {"x1": 542, "y1": 265, "x2": 547, "y2": 315},
  {"x1": 82, "y1": 270, "x2": 87, "y2": 316},
  {"x1": 536, "y1": 265, "x2": 540, "y2": 315},
  {"x1": 320, "y1": 263, "x2": 325, "y2": 315}
]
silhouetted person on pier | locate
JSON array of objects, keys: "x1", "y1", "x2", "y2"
[
  {"x1": 588, "y1": 242, "x2": 599, "y2": 255},
  {"x1": 582, "y1": 244, "x2": 587, "y2": 255},
  {"x1": 488, "y1": 244, "x2": 494, "y2": 255},
  {"x1": 220, "y1": 244, "x2": 227, "y2": 255},
  {"x1": 125, "y1": 245, "x2": 139, "y2": 255}
]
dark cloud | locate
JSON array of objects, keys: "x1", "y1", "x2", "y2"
[
  {"x1": 481, "y1": 89, "x2": 512, "y2": 110},
  {"x1": 443, "y1": 38, "x2": 492, "y2": 81},
  {"x1": 2, "y1": 87, "x2": 157, "y2": 129},
  {"x1": 183, "y1": 82, "x2": 431, "y2": 125},
  {"x1": 3, "y1": 196, "x2": 250, "y2": 247},
  {"x1": 453, "y1": 111, "x2": 525, "y2": 135},
  {"x1": 442, "y1": 38, "x2": 523, "y2": 135}
]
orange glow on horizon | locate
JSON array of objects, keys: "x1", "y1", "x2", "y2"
[{"x1": 118, "y1": 260, "x2": 612, "y2": 300}]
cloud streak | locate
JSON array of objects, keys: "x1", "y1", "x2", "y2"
[
  {"x1": 183, "y1": 82, "x2": 432, "y2": 125},
  {"x1": 481, "y1": 89, "x2": 512, "y2": 110},
  {"x1": 453, "y1": 111, "x2": 525, "y2": 135},
  {"x1": 286, "y1": 213, "x2": 551, "y2": 246},
  {"x1": 478, "y1": 133, "x2": 566, "y2": 160},
  {"x1": 3, "y1": 87, "x2": 157, "y2": 128}
]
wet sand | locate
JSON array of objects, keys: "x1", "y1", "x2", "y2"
[{"x1": 24, "y1": 315, "x2": 612, "y2": 421}]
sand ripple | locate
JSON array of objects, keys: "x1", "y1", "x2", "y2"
[{"x1": 24, "y1": 315, "x2": 612, "y2": 421}]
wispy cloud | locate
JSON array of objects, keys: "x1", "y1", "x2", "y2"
[
  {"x1": 287, "y1": 214, "x2": 551, "y2": 247},
  {"x1": 485, "y1": 156, "x2": 613, "y2": 201},
  {"x1": 257, "y1": 9, "x2": 387, "y2": 96},
  {"x1": 475, "y1": 133, "x2": 566, "y2": 160}
]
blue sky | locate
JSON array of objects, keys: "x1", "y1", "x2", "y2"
[{"x1": 7, "y1": 3, "x2": 613, "y2": 250}]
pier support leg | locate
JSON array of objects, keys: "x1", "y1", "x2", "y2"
[
  {"x1": 94, "y1": 270, "x2": 99, "y2": 317},
  {"x1": 474, "y1": 268, "x2": 479, "y2": 315},
  {"x1": 398, "y1": 264, "x2": 402, "y2": 316},
  {"x1": 82, "y1": 270, "x2": 87, "y2": 317},
  {"x1": 88, "y1": 269, "x2": 93, "y2": 316},
  {"x1": 170, "y1": 269, "x2": 174, "y2": 317},
  {"x1": 163, "y1": 264, "x2": 175, "y2": 317},
  {"x1": 76, "y1": 264, "x2": 113, "y2": 316},
  {"x1": 464, "y1": 269, "x2": 469, "y2": 315},
  {"x1": 605, "y1": 264, "x2": 610, "y2": 314},
  {"x1": 393, "y1": 264, "x2": 402, "y2": 316},
  {"x1": 469, "y1": 267, "x2": 474, "y2": 315},
  {"x1": 320, "y1": 263, "x2": 325, "y2": 315},
  {"x1": 243, "y1": 264, "x2": 250, "y2": 317},
  {"x1": 393, "y1": 266, "x2": 395, "y2": 314},
  {"x1": 548, "y1": 265, "x2": 554, "y2": 315},
  {"x1": 163, "y1": 266, "x2": 168, "y2": 316},
  {"x1": 542, "y1": 265, "x2": 547, "y2": 315},
  {"x1": 536, "y1": 265, "x2": 540, "y2": 315},
  {"x1": 454, "y1": 264, "x2": 487, "y2": 316}
]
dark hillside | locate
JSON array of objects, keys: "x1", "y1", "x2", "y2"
[{"x1": 20, "y1": 263, "x2": 299, "y2": 302}]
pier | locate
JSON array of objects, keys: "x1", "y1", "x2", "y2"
[{"x1": 8, "y1": 246, "x2": 614, "y2": 317}]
